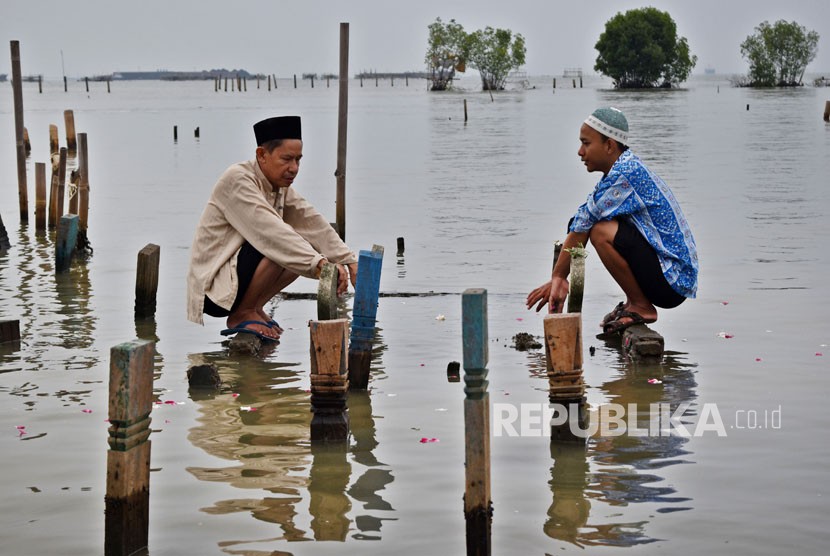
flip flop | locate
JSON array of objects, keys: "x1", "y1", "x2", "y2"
[
  {"x1": 266, "y1": 319, "x2": 281, "y2": 329},
  {"x1": 220, "y1": 320, "x2": 279, "y2": 342},
  {"x1": 600, "y1": 301, "x2": 626, "y2": 328},
  {"x1": 602, "y1": 310, "x2": 654, "y2": 334}
]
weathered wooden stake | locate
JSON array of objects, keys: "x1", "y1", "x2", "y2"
[
  {"x1": 48, "y1": 160, "x2": 59, "y2": 229},
  {"x1": 35, "y1": 162, "x2": 46, "y2": 231},
  {"x1": 85, "y1": 76, "x2": 89, "y2": 92},
  {"x1": 64, "y1": 110, "x2": 77, "y2": 152},
  {"x1": 49, "y1": 124, "x2": 59, "y2": 154},
  {"x1": 462, "y1": 288, "x2": 492, "y2": 556},
  {"x1": 23, "y1": 127, "x2": 31, "y2": 156},
  {"x1": 173, "y1": 125, "x2": 178, "y2": 142},
  {"x1": 309, "y1": 319, "x2": 350, "y2": 443},
  {"x1": 464, "y1": 99, "x2": 468, "y2": 122},
  {"x1": 57, "y1": 147, "x2": 67, "y2": 218},
  {"x1": 544, "y1": 313, "x2": 587, "y2": 443},
  {"x1": 294, "y1": 74, "x2": 297, "y2": 88},
  {"x1": 55, "y1": 214, "x2": 79, "y2": 272},
  {"x1": 194, "y1": 127, "x2": 200, "y2": 138},
  {"x1": 396, "y1": 236, "x2": 405, "y2": 256},
  {"x1": 10, "y1": 41, "x2": 28, "y2": 222},
  {"x1": 317, "y1": 263, "x2": 339, "y2": 320},
  {"x1": 335, "y1": 22, "x2": 349, "y2": 241},
  {"x1": 553, "y1": 78, "x2": 557, "y2": 89},
  {"x1": 0, "y1": 319, "x2": 20, "y2": 343},
  {"x1": 77, "y1": 133, "x2": 90, "y2": 232},
  {"x1": 273, "y1": 74, "x2": 277, "y2": 89},
  {"x1": 38, "y1": 74, "x2": 42, "y2": 93},
  {"x1": 824, "y1": 100, "x2": 829, "y2": 122},
  {"x1": 572, "y1": 79, "x2": 576, "y2": 88},
  {"x1": 224, "y1": 76, "x2": 227, "y2": 91},
  {"x1": 348, "y1": 247, "x2": 384, "y2": 389},
  {"x1": 268, "y1": 74, "x2": 272, "y2": 91},
  {"x1": 0, "y1": 213, "x2": 10, "y2": 251},
  {"x1": 105, "y1": 339, "x2": 153, "y2": 556},
  {"x1": 135, "y1": 244, "x2": 160, "y2": 318},
  {"x1": 63, "y1": 75, "x2": 67, "y2": 92},
  {"x1": 107, "y1": 79, "x2": 111, "y2": 93},
  {"x1": 567, "y1": 249, "x2": 586, "y2": 313}
]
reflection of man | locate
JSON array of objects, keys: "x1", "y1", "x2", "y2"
[
  {"x1": 527, "y1": 107, "x2": 698, "y2": 332},
  {"x1": 187, "y1": 116, "x2": 358, "y2": 340}
]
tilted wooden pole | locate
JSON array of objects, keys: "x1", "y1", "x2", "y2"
[
  {"x1": 10, "y1": 41, "x2": 28, "y2": 221},
  {"x1": 335, "y1": 22, "x2": 349, "y2": 241}
]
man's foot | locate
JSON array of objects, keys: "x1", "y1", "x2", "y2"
[
  {"x1": 600, "y1": 301, "x2": 626, "y2": 328},
  {"x1": 603, "y1": 309, "x2": 657, "y2": 334},
  {"x1": 257, "y1": 309, "x2": 283, "y2": 333},
  {"x1": 225, "y1": 311, "x2": 280, "y2": 340}
]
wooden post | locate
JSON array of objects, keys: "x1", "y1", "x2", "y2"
[
  {"x1": 85, "y1": 76, "x2": 89, "y2": 92},
  {"x1": 49, "y1": 124, "x2": 59, "y2": 154},
  {"x1": 375, "y1": 75, "x2": 379, "y2": 87},
  {"x1": 273, "y1": 74, "x2": 277, "y2": 89},
  {"x1": 824, "y1": 101, "x2": 829, "y2": 122},
  {"x1": 243, "y1": 77, "x2": 247, "y2": 92},
  {"x1": 572, "y1": 79, "x2": 576, "y2": 88},
  {"x1": 224, "y1": 76, "x2": 227, "y2": 91},
  {"x1": 105, "y1": 339, "x2": 153, "y2": 556},
  {"x1": 0, "y1": 319, "x2": 21, "y2": 344},
  {"x1": 567, "y1": 248, "x2": 586, "y2": 313},
  {"x1": 268, "y1": 74, "x2": 271, "y2": 91},
  {"x1": 10, "y1": 41, "x2": 29, "y2": 222},
  {"x1": 317, "y1": 263, "x2": 339, "y2": 320},
  {"x1": 48, "y1": 160, "x2": 59, "y2": 229},
  {"x1": 406, "y1": 74, "x2": 409, "y2": 86},
  {"x1": 579, "y1": 76, "x2": 583, "y2": 88},
  {"x1": 55, "y1": 214, "x2": 79, "y2": 272},
  {"x1": 310, "y1": 74, "x2": 314, "y2": 88},
  {"x1": 360, "y1": 76, "x2": 363, "y2": 87},
  {"x1": 0, "y1": 213, "x2": 10, "y2": 251},
  {"x1": 135, "y1": 244, "x2": 160, "y2": 319},
  {"x1": 256, "y1": 74, "x2": 260, "y2": 89},
  {"x1": 335, "y1": 22, "x2": 349, "y2": 241},
  {"x1": 57, "y1": 147, "x2": 67, "y2": 218},
  {"x1": 35, "y1": 162, "x2": 46, "y2": 231},
  {"x1": 326, "y1": 75, "x2": 330, "y2": 88},
  {"x1": 462, "y1": 288, "x2": 492, "y2": 556},
  {"x1": 294, "y1": 74, "x2": 297, "y2": 88},
  {"x1": 23, "y1": 127, "x2": 31, "y2": 156},
  {"x1": 464, "y1": 99, "x2": 468, "y2": 122},
  {"x1": 194, "y1": 127, "x2": 200, "y2": 138},
  {"x1": 77, "y1": 133, "x2": 90, "y2": 232},
  {"x1": 38, "y1": 74, "x2": 42, "y2": 93},
  {"x1": 63, "y1": 75, "x2": 67, "y2": 92},
  {"x1": 173, "y1": 125, "x2": 177, "y2": 142},
  {"x1": 348, "y1": 247, "x2": 383, "y2": 389},
  {"x1": 396, "y1": 236, "x2": 405, "y2": 256},
  {"x1": 544, "y1": 314, "x2": 587, "y2": 443},
  {"x1": 64, "y1": 110, "x2": 77, "y2": 152},
  {"x1": 309, "y1": 319, "x2": 350, "y2": 443},
  {"x1": 107, "y1": 79, "x2": 111, "y2": 93},
  {"x1": 553, "y1": 78, "x2": 556, "y2": 89}
]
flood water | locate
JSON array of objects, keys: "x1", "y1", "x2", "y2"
[{"x1": 1, "y1": 75, "x2": 829, "y2": 555}]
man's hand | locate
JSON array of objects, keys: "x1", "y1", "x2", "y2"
[
  {"x1": 347, "y1": 262, "x2": 358, "y2": 288},
  {"x1": 336, "y1": 264, "x2": 350, "y2": 296},
  {"x1": 526, "y1": 277, "x2": 569, "y2": 314}
]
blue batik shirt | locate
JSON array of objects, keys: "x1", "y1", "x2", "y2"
[{"x1": 569, "y1": 150, "x2": 698, "y2": 298}]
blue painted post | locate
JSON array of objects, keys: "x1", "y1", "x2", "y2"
[
  {"x1": 461, "y1": 288, "x2": 492, "y2": 555},
  {"x1": 55, "y1": 214, "x2": 79, "y2": 272},
  {"x1": 349, "y1": 247, "x2": 384, "y2": 389}
]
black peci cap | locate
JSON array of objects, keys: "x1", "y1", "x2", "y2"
[{"x1": 253, "y1": 116, "x2": 302, "y2": 145}]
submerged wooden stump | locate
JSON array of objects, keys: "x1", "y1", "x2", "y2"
[
  {"x1": 622, "y1": 324, "x2": 665, "y2": 360},
  {"x1": 187, "y1": 363, "x2": 222, "y2": 390},
  {"x1": 309, "y1": 319, "x2": 350, "y2": 443},
  {"x1": 544, "y1": 313, "x2": 588, "y2": 443}
]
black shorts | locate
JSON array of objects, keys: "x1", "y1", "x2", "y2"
[
  {"x1": 613, "y1": 219, "x2": 685, "y2": 309},
  {"x1": 203, "y1": 242, "x2": 264, "y2": 318}
]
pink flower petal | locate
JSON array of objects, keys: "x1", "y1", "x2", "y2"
[
  {"x1": 164, "y1": 400, "x2": 177, "y2": 405},
  {"x1": 81, "y1": 409, "x2": 93, "y2": 413},
  {"x1": 516, "y1": 317, "x2": 524, "y2": 321},
  {"x1": 721, "y1": 301, "x2": 729, "y2": 305},
  {"x1": 816, "y1": 352, "x2": 824, "y2": 357},
  {"x1": 232, "y1": 393, "x2": 239, "y2": 398},
  {"x1": 648, "y1": 378, "x2": 662, "y2": 384},
  {"x1": 419, "y1": 437, "x2": 440, "y2": 443}
]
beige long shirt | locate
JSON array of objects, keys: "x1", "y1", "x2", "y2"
[{"x1": 187, "y1": 159, "x2": 357, "y2": 324}]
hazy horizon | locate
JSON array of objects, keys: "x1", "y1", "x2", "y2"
[{"x1": 2, "y1": 0, "x2": 829, "y2": 80}]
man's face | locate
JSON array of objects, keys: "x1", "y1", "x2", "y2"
[
  {"x1": 577, "y1": 124, "x2": 617, "y2": 175},
  {"x1": 257, "y1": 139, "x2": 303, "y2": 188}
]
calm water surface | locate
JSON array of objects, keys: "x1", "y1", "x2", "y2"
[{"x1": 1, "y1": 75, "x2": 829, "y2": 555}]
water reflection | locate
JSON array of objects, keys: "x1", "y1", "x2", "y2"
[
  {"x1": 544, "y1": 346, "x2": 697, "y2": 547},
  {"x1": 187, "y1": 328, "x2": 394, "y2": 550}
]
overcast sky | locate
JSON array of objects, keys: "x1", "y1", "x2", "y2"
[{"x1": 2, "y1": 0, "x2": 828, "y2": 78}]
